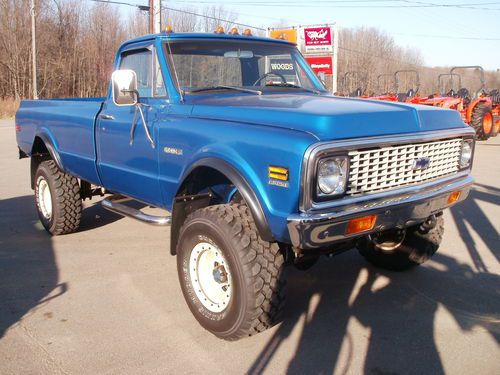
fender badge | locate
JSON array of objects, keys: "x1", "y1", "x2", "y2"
[
  {"x1": 269, "y1": 179, "x2": 289, "y2": 188},
  {"x1": 163, "y1": 147, "x2": 183, "y2": 156}
]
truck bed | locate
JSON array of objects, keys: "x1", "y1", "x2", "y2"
[{"x1": 16, "y1": 97, "x2": 105, "y2": 185}]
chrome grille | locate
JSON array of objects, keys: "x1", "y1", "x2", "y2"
[{"x1": 347, "y1": 138, "x2": 462, "y2": 196}]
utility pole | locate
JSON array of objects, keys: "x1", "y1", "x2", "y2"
[
  {"x1": 30, "y1": 0, "x2": 38, "y2": 99},
  {"x1": 149, "y1": 0, "x2": 162, "y2": 34}
]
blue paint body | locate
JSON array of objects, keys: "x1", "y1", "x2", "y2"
[{"x1": 15, "y1": 33, "x2": 468, "y2": 243}]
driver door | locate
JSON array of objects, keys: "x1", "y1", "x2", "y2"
[{"x1": 96, "y1": 45, "x2": 167, "y2": 207}]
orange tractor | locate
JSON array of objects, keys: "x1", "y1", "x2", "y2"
[
  {"x1": 364, "y1": 73, "x2": 399, "y2": 101},
  {"x1": 394, "y1": 70, "x2": 420, "y2": 102},
  {"x1": 339, "y1": 71, "x2": 367, "y2": 97},
  {"x1": 448, "y1": 66, "x2": 495, "y2": 140},
  {"x1": 412, "y1": 66, "x2": 496, "y2": 140},
  {"x1": 410, "y1": 73, "x2": 464, "y2": 109},
  {"x1": 365, "y1": 70, "x2": 420, "y2": 103},
  {"x1": 485, "y1": 88, "x2": 500, "y2": 137}
]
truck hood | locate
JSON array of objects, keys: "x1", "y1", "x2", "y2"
[{"x1": 189, "y1": 93, "x2": 466, "y2": 141}]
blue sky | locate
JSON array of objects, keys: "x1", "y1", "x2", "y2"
[{"x1": 123, "y1": 0, "x2": 500, "y2": 70}]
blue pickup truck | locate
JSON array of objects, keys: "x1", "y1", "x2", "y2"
[{"x1": 16, "y1": 30, "x2": 475, "y2": 340}]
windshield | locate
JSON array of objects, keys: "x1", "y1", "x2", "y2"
[{"x1": 163, "y1": 40, "x2": 324, "y2": 94}]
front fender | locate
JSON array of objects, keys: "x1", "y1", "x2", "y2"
[
  {"x1": 157, "y1": 110, "x2": 317, "y2": 245},
  {"x1": 179, "y1": 156, "x2": 274, "y2": 242}
]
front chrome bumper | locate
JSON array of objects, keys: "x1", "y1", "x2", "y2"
[{"x1": 287, "y1": 174, "x2": 473, "y2": 249}]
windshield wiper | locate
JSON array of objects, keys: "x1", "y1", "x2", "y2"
[
  {"x1": 265, "y1": 83, "x2": 321, "y2": 95},
  {"x1": 187, "y1": 85, "x2": 262, "y2": 95}
]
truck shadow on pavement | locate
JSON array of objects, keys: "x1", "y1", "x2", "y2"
[
  {"x1": 0, "y1": 195, "x2": 64, "y2": 339},
  {"x1": 249, "y1": 222, "x2": 500, "y2": 374},
  {"x1": 0, "y1": 195, "x2": 123, "y2": 339},
  {"x1": 450, "y1": 183, "x2": 500, "y2": 272},
  {"x1": 78, "y1": 198, "x2": 124, "y2": 232}
]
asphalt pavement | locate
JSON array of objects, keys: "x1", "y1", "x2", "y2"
[{"x1": 0, "y1": 118, "x2": 498, "y2": 374}]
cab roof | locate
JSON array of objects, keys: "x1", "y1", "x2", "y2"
[{"x1": 123, "y1": 31, "x2": 296, "y2": 47}]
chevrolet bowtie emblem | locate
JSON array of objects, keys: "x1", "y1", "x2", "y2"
[{"x1": 412, "y1": 157, "x2": 431, "y2": 171}]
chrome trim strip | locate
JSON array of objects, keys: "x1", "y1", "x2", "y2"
[
  {"x1": 102, "y1": 195, "x2": 171, "y2": 226},
  {"x1": 299, "y1": 127, "x2": 476, "y2": 212}
]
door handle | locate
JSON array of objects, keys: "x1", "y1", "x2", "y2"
[{"x1": 98, "y1": 113, "x2": 115, "y2": 120}]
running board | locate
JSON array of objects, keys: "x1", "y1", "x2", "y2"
[{"x1": 101, "y1": 195, "x2": 171, "y2": 226}]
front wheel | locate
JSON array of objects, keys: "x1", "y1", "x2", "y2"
[
  {"x1": 176, "y1": 203, "x2": 286, "y2": 340},
  {"x1": 357, "y1": 215, "x2": 444, "y2": 271}
]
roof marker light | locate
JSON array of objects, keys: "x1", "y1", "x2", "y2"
[
  {"x1": 229, "y1": 27, "x2": 239, "y2": 35},
  {"x1": 243, "y1": 28, "x2": 252, "y2": 36},
  {"x1": 165, "y1": 25, "x2": 173, "y2": 33},
  {"x1": 215, "y1": 26, "x2": 225, "y2": 34}
]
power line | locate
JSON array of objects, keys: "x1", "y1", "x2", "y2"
[
  {"x1": 83, "y1": 0, "x2": 499, "y2": 41},
  {"x1": 87, "y1": 0, "x2": 149, "y2": 9},
  {"x1": 165, "y1": 4, "x2": 500, "y2": 42},
  {"x1": 170, "y1": 0, "x2": 500, "y2": 10},
  {"x1": 392, "y1": 32, "x2": 500, "y2": 41},
  {"x1": 171, "y1": 0, "x2": 500, "y2": 3},
  {"x1": 162, "y1": 6, "x2": 267, "y2": 30},
  {"x1": 338, "y1": 46, "x2": 421, "y2": 67}
]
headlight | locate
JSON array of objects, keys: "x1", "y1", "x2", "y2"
[
  {"x1": 317, "y1": 157, "x2": 348, "y2": 196},
  {"x1": 460, "y1": 140, "x2": 473, "y2": 168}
]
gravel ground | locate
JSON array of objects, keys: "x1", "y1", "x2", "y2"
[{"x1": 0, "y1": 118, "x2": 498, "y2": 374}]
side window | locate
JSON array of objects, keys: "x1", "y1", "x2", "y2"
[{"x1": 120, "y1": 48, "x2": 167, "y2": 98}]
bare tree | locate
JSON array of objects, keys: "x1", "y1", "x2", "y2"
[
  {"x1": 0, "y1": 1, "x2": 498, "y2": 118},
  {"x1": 164, "y1": 7, "x2": 198, "y2": 32},
  {"x1": 200, "y1": 5, "x2": 238, "y2": 32}
]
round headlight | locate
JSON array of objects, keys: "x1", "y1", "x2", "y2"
[
  {"x1": 317, "y1": 158, "x2": 346, "y2": 195},
  {"x1": 460, "y1": 141, "x2": 472, "y2": 167}
]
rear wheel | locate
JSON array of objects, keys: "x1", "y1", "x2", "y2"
[
  {"x1": 176, "y1": 203, "x2": 286, "y2": 340},
  {"x1": 357, "y1": 215, "x2": 444, "y2": 271},
  {"x1": 471, "y1": 103, "x2": 493, "y2": 140},
  {"x1": 34, "y1": 160, "x2": 82, "y2": 235}
]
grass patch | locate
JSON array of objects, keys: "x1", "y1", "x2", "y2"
[{"x1": 0, "y1": 98, "x2": 20, "y2": 119}]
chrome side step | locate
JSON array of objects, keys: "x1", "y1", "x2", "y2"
[{"x1": 101, "y1": 195, "x2": 171, "y2": 226}]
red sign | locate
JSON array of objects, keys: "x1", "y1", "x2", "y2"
[
  {"x1": 305, "y1": 56, "x2": 333, "y2": 75},
  {"x1": 303, "y1": 26, "x2": 333, "y2": 53}
]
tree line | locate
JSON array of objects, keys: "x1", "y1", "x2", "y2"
[{"x1": 0, "y1": 0, "x2": 498, "y2": 116}]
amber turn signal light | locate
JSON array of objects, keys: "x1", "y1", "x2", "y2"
[
  {"x1": 447, "y1": 191, "x2": 461, "y2": 205},
  {"x1": 346, "y1": 215, "x2": 377, "y2": 235},
  {"x1": 268, "y1": 166, "x2": 289, "y2": 181}
]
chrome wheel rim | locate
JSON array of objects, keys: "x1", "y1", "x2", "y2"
[
  {"x1": 189, "y1": 242, "x2": 232, "y2": 313},
  {"x1": 37, "y1": 177, "x2": 52, "y2": 219}
]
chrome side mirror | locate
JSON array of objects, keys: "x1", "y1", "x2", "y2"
[{"x1": 111, "y1": 70, "x2": 138, "y2": 106}]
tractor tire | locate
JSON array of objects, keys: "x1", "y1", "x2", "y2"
[
  {"x1": 357, "y1": 215, "x2": 444, "y2": 271},
  {"x1": 470, "y1": 103, "x2": 493, "y2": 141},
  {"x1": 491, "y1": 117, "x2": 499, "y2": 138},
  {"x1": 34, "y1": 160, "x2": 82, "y2": 235},
  {"x1": 176, "y1": 203, "x2": 286, "y2": 340}
]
